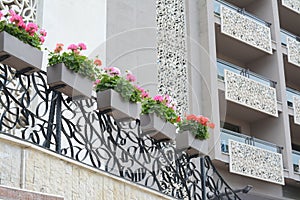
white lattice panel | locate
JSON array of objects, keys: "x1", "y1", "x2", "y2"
[
  {"x1": 220, "y1": 5, "x2": 272, "y2": 54},
  {"x1": 229, "y1": 140, "x2": 284, "y2": 185},
  {"x1": 224, "y1": 70, "x2": 278, "y2": 117},
  {"x1": 287, "y1": 37, "x2": 300, "y2": 67},
  {"x1": 282, "y1": 0, "x2": 300, "y2": 14}
]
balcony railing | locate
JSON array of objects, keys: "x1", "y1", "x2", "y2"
[
  {"x1": 280, "y1": 29, "x2": 300, "y2": 46},
  {"x1": 220, "y1": 128, "x2": 283, "y2": 154},
  {"x1": 217, "y1": 59, "x2": 276, "y2": 88},
  {"x1": 0, "y1": 62, "x2": 244, "y2": 199},
  {"x1": 282, "y1": 0, "x2": 300, "y2": 14},
  {"x1": 215, "y1": 0, "x2": 272, "y2": 54},
  {"x1": 283, "y1": 30, "x2": 300, "y2": 67},
  {"x1": 292, "y1": 150, "x2": 300, "y2": 173},
  {"x1": 214, "y1": 0, "x2": 271, "y2": 27},
  {"x1": 286, "y1": 87, "x2": 300, "y2": 107}
]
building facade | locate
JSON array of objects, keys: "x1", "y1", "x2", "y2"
[{"x1": 1, "y1": 0, "x2": 300, "y2": 199}]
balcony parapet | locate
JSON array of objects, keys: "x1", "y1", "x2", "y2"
[
  {"x1": 224, "y1": 69, "x2": 278, "y2": 117},
  {"x1": 282, "y1": 0, "x2": 300, "y2": 14},
  {"x1": 286, "y1": 88, "x2": 300, "y2": 125},
  {"x1": 229, "y1": 139, "x2": 285, "y2": 185},
  {"x1": 0, "y1": 62, "x2": 242, "y2": 200},
  {"x1": 215, "y1": 0, "x2": 272, "y2": 54},
  {"x1": 286, "y1": 36, "x2": 300, "y2": 67}
]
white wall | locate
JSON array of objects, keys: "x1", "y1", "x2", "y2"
[{"x1": 40, "y1": 0, "x2": 107, "y2": 69}]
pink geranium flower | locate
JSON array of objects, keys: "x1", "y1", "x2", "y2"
[
  {"x1": 25, "y1": 22, "x2": 38, "y2": 35},
  {"x1": 94, "y1": 79, "x2": 101, "y2": 85},
  {"x1": 68, "y1": 44, "x2": 78, "y2": 51},
  {"x1": 9, "y1": 12, "x2": 25, "y2": 29},
  {"x1": 40, "y1": 29, "x2": 47, "y2": 37},
  {"x1": 153, "y1": 95, "x2": 164, "y2": 102},
  {"x1": 126, "y1": 71, "x2": 136, "y2": 82},
  {"x1": 0, "y1": 11, "x2": 3, "y2": 20},
  {"x1": 104, "y1": 67, "x2": 120, "y2": 76},
  {"x1": 39, "y1": 36, "x2": 45, "y2": 44},
  {"x1": 142, "y1": 91, "x2": 149, "y2": 98},
  {"x1": 78, "y1": 43, "x2": 87, "y2": 50}
]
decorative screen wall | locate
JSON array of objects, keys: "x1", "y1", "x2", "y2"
[
  {"x1": 220, "y1": 6, "x2": 272, "y2": 54},
  {"x1": 156, "y1": 0, "x2": 188, "y2": 116},
  {"x1": 287, "y1": 37, "x2": 300, "y2": 67},
  {"x1": 282, "y1": 0, "x2": 300, "y2": 14},
  {"x1": 0, "y1": 0, "x2": 37, "y2": 22},
  {"x1": 229, "y1": 140, "x2": 284, "y2": 185},
  {"x1": 224, "y1": 70, "x2": 278, "y2": 117},
  {"x1": 293, "y1": 96, "x2": 300, "y2": 125}
]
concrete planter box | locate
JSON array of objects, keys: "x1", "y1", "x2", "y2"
[
  {"x1": 140, "y1": 113, "x2": 176, "y2": 141},
  {"x1": 0, "y1": 31, "x2": 43, "y2": 74},
  {"x1": 176, "y1": 131, "x2": 208, "y2": 157},
  {"x1": 47, "y1": 63, "x2": 92, "y2": 99},
  {"x1": 97, "y1": 89, "x2": 141, "y2": 121}
]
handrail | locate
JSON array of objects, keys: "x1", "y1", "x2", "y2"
[
  {"x1": 221, "y1": 128, "x2": 283, "y2": 153},
  {"x1": 286, "y1": 87, "x2": 300, "y2": 106},
  {"x1": 214, "y1": 0, "x2": 271, "y2": 27},
  {"x1": 217, "y1": 59, "x2": 277, "y2": 88},
  {"x1": 292, "y1": 150, "x2": 300, "y2": 156},
  {"x1": 281, "y1": 29, "x2": 300, "y2": 45}
]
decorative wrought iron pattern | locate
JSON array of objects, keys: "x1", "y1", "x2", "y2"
[
  {"x1": 293, "y1": 96, "x2": 300, "y2": 125},
  {"x1": 220, "y1": 5, "x2": 272, "y2": 54},
  {"x1": 229, "y1": 140, "x2": 284, "y2": 185},
  {"x1": 156, "y1": 0, "x2": 188, "y2": 116},
  {"x1": 282, "y1": 0, "x2": 300, "y2": 14},
  {"x1": 0, "y1": 0, "x2": 37, "y2": 23},
  {"x1": 0, "y1": 64, "x2": 242, "y2": 199},
  {"x1": 287, "y1": 37, "x2": 300, "y2": 67},
  {"x1": 224, "y1": 70, "x2": 278, "y2": 117}
]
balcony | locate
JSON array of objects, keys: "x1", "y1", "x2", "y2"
[
  {"x1": 280, "y1": 29, "x2": 300, "y2": 67},
  {"x1": 217, "y1": 59, "x2": 278, "y2": 118},
  {"x1": 214, "y1": 0, "x2": 273, "y2": 61},
  {"x1": 214, "y1": 0, "x2": 269, "y2": 27},
  {"x1": 286, "y1": 87, "x2": 300, "y2": 108},
  {"x1": 279, "y1": 0, "x2": 300, "y2": 35},
  {"x1": 220, "y1": 129, "x2": 285, "y2": 185},
  {"x1": 220, "y1": 128, "x2": 283, "y2": 154}
]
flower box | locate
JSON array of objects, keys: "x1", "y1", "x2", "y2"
[
  {"x1": 97, "y1": 89, "x2": 141, "y2": 121},
  {"x1": 47, "y1": 63, "x2": 93, "y2": 99},
  {"x1": 0, "y1": 31, "x2": 43, "y2": 74},
  {"x1": 176, "y1": 131, "x2": 208, "y2": 157},
  {"x1": 140, "y1": 113, "x2": 176, "y2": 141}
]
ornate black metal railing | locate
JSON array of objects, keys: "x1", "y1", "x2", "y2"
[{"x1": 0, "y1": 63, "x2": 241, "y2": 200}]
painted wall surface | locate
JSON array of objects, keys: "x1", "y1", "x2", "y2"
[{"x1": 40, "y1": 0, "x2": 107, "y2": 69}]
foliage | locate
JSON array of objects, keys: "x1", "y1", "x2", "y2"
[
  {"x1": 0, "y1": 10, "x2": 46, "y2": 49},
  {"x1": 48, "y1": 43, "x2": 101, "y2": 81},
  {"x1": 178, "y1": 114, "x2": 215, "y2": 140},
  {"x1": 94, "y1": 68, "x2": 147, "y2": 103},
  {"x1": 141, "y1": 95, "x2": 180, "y2": 124}
]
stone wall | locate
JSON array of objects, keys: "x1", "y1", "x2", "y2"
[{"x1": 0, "y1": 134, "x2": 172, "y2": 200}]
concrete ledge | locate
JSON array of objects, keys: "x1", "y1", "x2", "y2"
[
  {"x1": 0, "y1": 134, "x2": 173, "y2": 200},
  {"x1": 0, "y1": 185, "x2": 64, "y2": 200}
]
